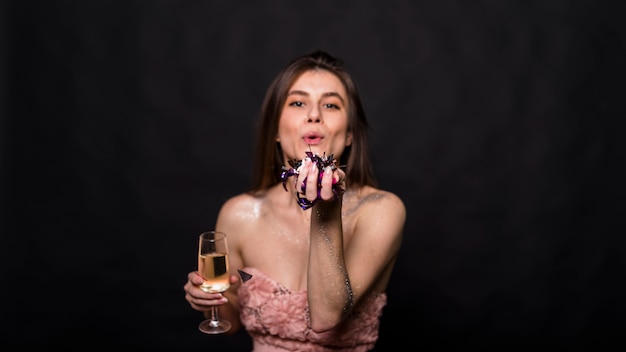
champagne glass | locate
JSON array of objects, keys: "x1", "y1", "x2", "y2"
[{"x1": 197, "y1": 231, "x2": 231, "y2": 334}]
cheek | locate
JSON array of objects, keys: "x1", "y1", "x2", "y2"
[
  {"x1": 276, "y1": 121, "x2": 297, "y2": 142},
  {"x1": 278, "y1": 116, "x2": 299, "y2": 134}
]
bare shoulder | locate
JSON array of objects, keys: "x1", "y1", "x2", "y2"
[
  {"x1": 349, "y1": 186, "x2": 406, "y2": 218},
  {"x1": 347, "y1": 186, "x2": 406, "y2": 244},
  {"x1": 216, "y1": 192, "x2": 266, "y2": 231},
  {"x1": 218, "y1": 193, "x2": 264, "y2": 222}
]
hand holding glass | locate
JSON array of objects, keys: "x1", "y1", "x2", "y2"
[{"x1": 197, "y1": 231, "x2": 231, "y2": 334}]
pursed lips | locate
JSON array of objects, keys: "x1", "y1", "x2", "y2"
[{"x1": 303, "y1": 133, "x2": 323, "y2": 145}]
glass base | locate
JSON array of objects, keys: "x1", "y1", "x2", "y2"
[{"x1": 198, "y1": 318, "x2": 231, "y2": 334}]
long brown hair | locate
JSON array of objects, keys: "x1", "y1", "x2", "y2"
[{"x1": 250, "y1": 50, "x2": 377, "y2": 192}]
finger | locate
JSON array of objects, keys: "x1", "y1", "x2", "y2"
[
  {"x1": 305, "y1": 162, "x2": 319, "y2": 202},
  {"x1": 186, "y1": 292, "x2": 227, "y2": 310},
  {"x1": 334, "y1": 168, "x2": 346, "y2": 190},
  {"x1": 189, "y1": 271, "x2": 204, "y2": 285},
  {"x1": 319, "y1": 166, "x2": 336, "y2": 200},
  {"x1": 295, "y1": 158, "x2": 311, "y2": 194}
]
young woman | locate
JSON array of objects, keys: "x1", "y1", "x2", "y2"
[{"x1": 184, "y1": 50, "x2": 406, "y2": 351}]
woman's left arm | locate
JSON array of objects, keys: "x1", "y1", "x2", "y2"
[{"x1": 307, "y1": 188, "x2": 405, "y2": 332}]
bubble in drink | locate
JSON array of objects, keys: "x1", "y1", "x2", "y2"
[{"x1": 198, "y1": 253, "x2": 230, "y2": 293}]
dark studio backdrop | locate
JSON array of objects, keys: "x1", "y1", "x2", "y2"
[{"x1": 2, "y1": 0, "x2": 625, "y2": 350}]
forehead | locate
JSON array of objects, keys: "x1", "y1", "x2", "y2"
[{"x1": 289, "y1": 69, "x2": 346, "y2": 95}]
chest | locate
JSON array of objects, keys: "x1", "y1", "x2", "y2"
[{"x1": 239, "y1": 205, "x2": 357, "y2": 290}]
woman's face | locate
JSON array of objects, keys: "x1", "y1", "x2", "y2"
[{"x1": 276, "y1": 69, "x2": 353, "y2": 164}]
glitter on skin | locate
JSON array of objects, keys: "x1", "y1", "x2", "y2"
[
  {"x1": 344, "y1": 278, "x2": 354, "y2": 313},
  {"x1": 314, "y1": 215, "x2": 354, "y2": 314},
  {"x1": 233, "y1": 201, "x2": 261, "y2": 220},
  {"x1": 341, "y1": 191, "x2": 386, "y2": 217}
]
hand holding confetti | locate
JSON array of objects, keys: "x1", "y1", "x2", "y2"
[{"x1": 280, "y1": 151, "x2": 345, "y2": 210}]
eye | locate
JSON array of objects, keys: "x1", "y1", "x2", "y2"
[
  {"x1": 323, "y1": 103, "x2": 340, "y2": 110},
  {"x1": 289, "y1": 101, "x2": 304, "y2": 107}
]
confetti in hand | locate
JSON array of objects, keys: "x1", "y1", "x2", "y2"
[{"x1": 279, "y1": 151, "x2": 344, "y2": 210}]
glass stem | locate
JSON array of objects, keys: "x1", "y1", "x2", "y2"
[{"x1": 210, "y1": 306, "x2": 220, "y2": 326}]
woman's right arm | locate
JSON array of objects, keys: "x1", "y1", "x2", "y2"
[
  {"x1": 183, "y1": 194, "x2": 250, "y2": 335},
  {"x1": 183, "y1": 270, "x2": 243, "y2": 334}
]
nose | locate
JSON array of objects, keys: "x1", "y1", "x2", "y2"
[{"x1": 306, "y1": 106, "x2": 322, "y2": 123}]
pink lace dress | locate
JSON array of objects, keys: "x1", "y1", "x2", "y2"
[{"x1": 237, "y1": 267, "x2": 387, "y2": 352}]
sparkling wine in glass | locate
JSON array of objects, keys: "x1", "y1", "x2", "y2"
[{"x1": 197, "y1": 231, "x2": 231, "y2": 334}]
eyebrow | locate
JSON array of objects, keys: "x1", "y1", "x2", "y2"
[{"x1": 288, "y1": 90, "x2": 345, "y2": 105}]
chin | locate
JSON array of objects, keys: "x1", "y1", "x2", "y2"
[{"x1": 303, "y1": 146, "x2": 324, "y2": 155}]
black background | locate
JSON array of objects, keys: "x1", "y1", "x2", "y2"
[{"x1": 2, "y1": 1, "x2": 626, "y2": 350}]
